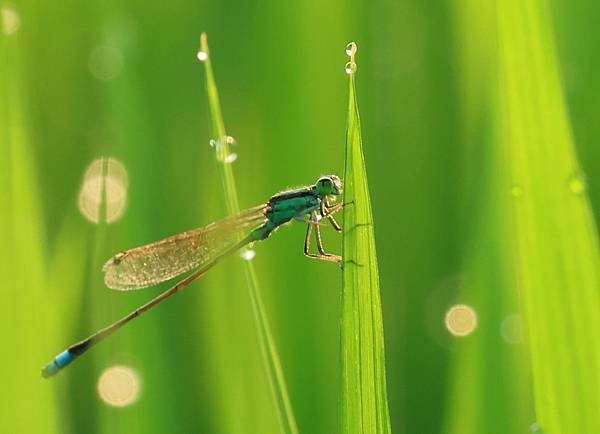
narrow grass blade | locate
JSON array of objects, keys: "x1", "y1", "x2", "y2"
[
  {"x1": 198, "y1": 33, "x2": 299, "y2": 434},
  {"x1": 497, "y1": 0, "x2": 600, "y2": 432},
  {"x1": 341, "y1": 43, "x2": 392, "y2": 434}
]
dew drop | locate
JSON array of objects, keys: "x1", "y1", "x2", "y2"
[
  {"x1": 241, "y1": 248, "x2": 255, "y2": 261},
  {"x1": 345, "y1": 42, "x2": 357, "y2": 57},
  {"x1": 225, "y1": 135, "x2": 237, "y2": 146},
  {"x1": 345, "y1": 61, "x2": 357, "y2": 75},
  {"x1": 210, "y1": 136, "x2": 238, "y2": 162},
  {"x1": 510, "y1": 185, "x2": 523, "y2": 197},
  {"x1": 196, "y1": 50, "x2": 208, "y2": 62},
  {"x1": 568, "y1": 172, "x2": 586, "y2": 195},
  {"x1": 224, "y1": 153, "x2": 238, "y2": 163}
]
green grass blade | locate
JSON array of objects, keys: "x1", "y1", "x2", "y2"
[
  {"x1": 341, "y1": 43, "x2": 392, "y2": 434},
  {"x1": 497, "y1": 1, "x2": 600, "y2": 432},
  {"x1": 198, "y1": 33, "x2": 299, "y2": 434}
]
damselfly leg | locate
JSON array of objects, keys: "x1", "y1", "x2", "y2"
[
  {"x1": 321, "y1": 199, "x2": 342, "y2": 232},
  {"x1": 303, "y1": 202, "x2": 343, "y2": 262}
]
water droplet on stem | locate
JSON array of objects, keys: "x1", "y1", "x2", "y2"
[
  {"x1": 224, "y1": 153, "x2": 238, "y2": 163},
  {"x1": 241, "y1": 249, "x2": 255, "y2": 261},
  {"x1": 345, "y1": 42, "x2": 357, "y2": 57},
  {"x1": 345, "y1": 61, "x2": 357, "y2": 75},
  {"x1": 210, "y1": 136, "x2": 238, "y2": 162},
  {"x1": 197, "y1": 50, "x2": 208, "y2": 62}
]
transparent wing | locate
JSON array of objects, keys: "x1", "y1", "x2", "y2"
[{"x1": 103, "y1": 205, "x2": 267, "y2": 291}]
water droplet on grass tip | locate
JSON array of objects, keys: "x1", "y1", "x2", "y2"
[
  {"x1": 568, "y1": 172, "x2": 586, "y2": 195},
  {"x1": 241, "y1": 249, "x2": 255, "y2": 261},
  {"x1": 196, "y1": 50, "x2": 208, "y2": 62},
  {"x1": 1, "y1": 4, "x2": 20, "y2": 35},
  {"x1": 445, "y1": 304, "x2": 477, "y2": 337},
  {"x1": 97, "y1": 365, "x2": 141, "y2": 407},
  {"x1": 345, "y1": 42, "x2": 357, "y2": 57},
  {"x1": 345, "y1": 61, "x2": 357, "y2": 75}
]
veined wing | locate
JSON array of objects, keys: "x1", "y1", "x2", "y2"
[{"x1": 103, "y1": 205, "x2": 267, "y2": 291}]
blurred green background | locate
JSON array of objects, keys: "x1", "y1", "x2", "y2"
[{"x1": 1, "y1": 0, "x2": 599, "y2": 433}]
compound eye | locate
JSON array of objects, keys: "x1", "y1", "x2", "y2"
[
  {"x1": 317, "y1": 177, "x2": 334, "y2": 194},
  {"x1": 319, "y1": 178, "x2": 332, "y2": 188}
]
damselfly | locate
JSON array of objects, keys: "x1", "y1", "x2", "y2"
[{"x1": 42, "y1": 175, "x2": 343, "y2": 378}]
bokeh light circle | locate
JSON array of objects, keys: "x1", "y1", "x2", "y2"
[
  {"x1": 89, "y1": 45, "x2": 124, "y2": 81},
  {"x1": 500, "y1": 313, "x2": 523, "y2": 344},
  {"x1": 1, "y1": 4, "x2": 20, "y2": 35},
  {"x1": 97, "y1": 365, "x2": 141, "y2": 407},
  {"x1": 444, "y1": 304, "x2": 478, "y2": 337},
  {"x1": 78, "y1": 157, "x2": 128, "y2": 224}
]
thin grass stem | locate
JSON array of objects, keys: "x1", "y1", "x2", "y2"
[{"x1": 198, "y1": 33, "x2": 299, "y2": 434}]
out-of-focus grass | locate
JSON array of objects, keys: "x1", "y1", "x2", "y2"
[
  {"x1": 497, "y1": 0, "x2": 600, "y2": 432},
  {"x1": 199, "y1": 33, "x2": 299, "y2": 434},
  {"x1": 340, "y1": 43, "x2": 391, "y2": 434},
  {"x1": 0, "y1": 31, "x2": 57, "y2": 433},
  {"x1": 442, "y1": 2, "x2": 534, "y2": 433}
]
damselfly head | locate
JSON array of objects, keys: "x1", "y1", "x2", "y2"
[{"x1": 315, "y1": 175, "x2": 342, "y2": 197}]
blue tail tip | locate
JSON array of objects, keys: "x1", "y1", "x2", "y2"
[
  {"x1": 41, "y1": 364, "x2": 58, "y2": 378},
  {"x1": 41, "y1": 350, "x2": 74, "y2": 379}
]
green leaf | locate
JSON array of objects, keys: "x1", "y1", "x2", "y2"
[
  {"x1": 199, "y1": 33, "x2": 299, "y2": 434},
  {"x1": 497, "y1": 0, "x2": 600, "y2": 432},
  {"x1": 341, "y1": 43, "x2": 392, "y2": 434}
]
